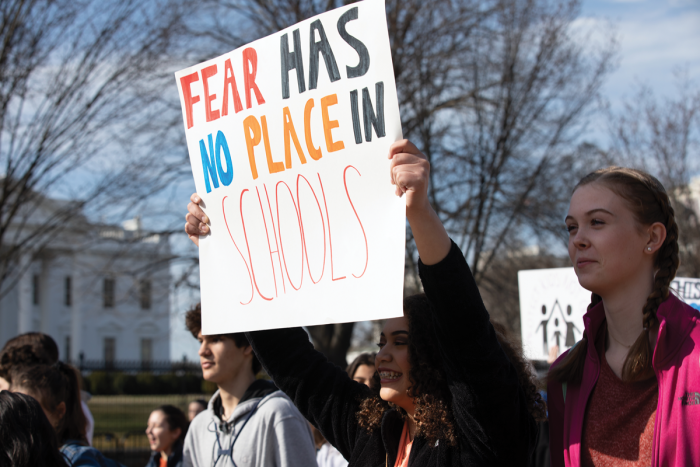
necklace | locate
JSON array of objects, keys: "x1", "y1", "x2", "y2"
[{"x1": 608, "y1": 329, "x2": 633, "y2": 348}]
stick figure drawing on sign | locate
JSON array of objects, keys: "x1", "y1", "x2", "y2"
[
  {"x1": 553, "y1": 318, "x2": 562, "y2": 348},
  {"x1": 535, "y1": 305, "x2": 549, "y2": 355},
  {"x1": 564, "y1": 305, "x2": 581, "y2": 347},
  {"x1": 535, "y1": 300, "x2": 581, "y2": 358}
]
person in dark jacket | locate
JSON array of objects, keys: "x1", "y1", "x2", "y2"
[
  {"x1": 146, "y1": 405, "x2": 188, "y2": 467},
  {"x1": 185, "y1": 139, "x2": 544, "y2": 466}
]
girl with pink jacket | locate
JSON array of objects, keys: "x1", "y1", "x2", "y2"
[{"x1": 548, "y1": 167, "x2": 700, "y2": 466}]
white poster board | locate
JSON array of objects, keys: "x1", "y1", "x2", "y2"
[
  {"x1": 518, "y1": 268, "x2": 590, "y2": 361},
  {"x1": 519, "y1": 269, "x2": 700, "y2": 361},
  {"x1": 175, "y1": 0, "x2": 405, "y2": 334}
]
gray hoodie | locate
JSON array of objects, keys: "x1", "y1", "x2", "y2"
[{"x1": 183, "y1": 380, "x2": 316, "y2": 467}]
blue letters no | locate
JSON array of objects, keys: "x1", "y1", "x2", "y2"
[
  {"x1": 215, "y1": 130, "x2": 233, "y2": 186},
  {"x1": 200, "y1": 134, "x2": 219, "y2": 193}
]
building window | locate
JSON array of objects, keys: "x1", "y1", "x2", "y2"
[
  {"x1": 104, "y1": 337, "x2": 115, "y2": 366},
  {"x1": 65, "y1": 336, "x2": 71, "y2": 362},
  {"x1": 139, "y1": 279, "x2": 151, "y2": 310},
  {"x1": 32, "y1": 274, "x2": 40, "y2": 305},
  {"x1": 65, "y1": 276, "x2": 72, "y2": 306},
  {"x1": 103, "y1": 278, "x2": 115, "y2": 308},
  {"x1": 141, "y1": 338, "x2": 153, "y2": 369}
]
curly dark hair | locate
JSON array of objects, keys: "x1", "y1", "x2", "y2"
[
  {"x1": 356, "y1": 294, "x2": 547, "y2": 447},
  {"x1": 489, "y1": 321, "x2": 547, "y2": 422}
]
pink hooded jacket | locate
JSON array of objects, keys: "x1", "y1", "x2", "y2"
[{"x1": 548, "y1": 293, "x2": 700, "y2": 467}]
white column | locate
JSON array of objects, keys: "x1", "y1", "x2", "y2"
[
  {"x1": 39, "y1": 256, "x2": 51, "y2": 334},
  {"x1": 18, "y1": 254, "x2": 33, "y2": 334},
  {"x1": 70, "y1": 259, "x2": 83, "y2": 363}
]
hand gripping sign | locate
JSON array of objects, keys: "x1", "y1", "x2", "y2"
[{"x1": 175, "y1": 0, "x2": 405, "y2": 334}]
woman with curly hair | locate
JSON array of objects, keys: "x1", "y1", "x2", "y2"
[
  {"x1": 547, "y1": 167, "x2": 700, "y2": 466},
  {"x1": 185, "y1": 140, "x2": 544, "y2": 466}
]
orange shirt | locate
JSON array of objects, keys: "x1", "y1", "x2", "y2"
[
  {"x1": 159, "y1": 456, "x2": 168, "y2": 467},
  {"x1": 394, "y1": 420, "x2": 413, "y2": 467}
]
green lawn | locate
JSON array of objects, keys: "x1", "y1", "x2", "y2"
[{"x1": 88, "y1": 394, "x2": 211, "y2": 446}]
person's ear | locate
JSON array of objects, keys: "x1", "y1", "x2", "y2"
[
  {"x1": 243, "y1": 345, "x2": 253, "y2": 357},
  {"x1": 172, "y1": 427, "x2": 182, "y2": 443},
  {"x1": 645, "y1": 222, "x2": 667, "y2": 255}
]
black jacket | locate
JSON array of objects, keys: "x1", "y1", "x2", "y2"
[
  {"x1": 247, "y1": 241, "x2": 537, "y2": 466},
  {"x1": 145, "y1": 441, "x2": 183, "y2": 467}
]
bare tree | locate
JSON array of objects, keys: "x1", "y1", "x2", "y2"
[
  {"x1": 419, "y1": 0, "x2": 616, "y2": 280},
  {"x1": 0, "y1": 0, "x2": 188, "y2": 296},
  {"x1": 399, "y1": 0, "x2": 617, "y2": 335},
  {"x1": 603, "y1": 71, "x2": 700, "y2": 276}
]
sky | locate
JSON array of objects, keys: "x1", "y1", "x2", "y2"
[
  {"x1": 168, "y1": 0, "x2": 700, "y2": 360},
  {"x1": 579, "y1": 0, "x2": 700, "y2": 142}
]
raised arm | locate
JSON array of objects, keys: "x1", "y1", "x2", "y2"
[
  {"x1": 245, "y1": 327, "x2": 371, "y2": 459},
  {"x1": 390, "y1": 140, "x2": 536, "y2": 464},
  {"x1": 389, "y1": 140, "x2": 451, "y2": 265}
]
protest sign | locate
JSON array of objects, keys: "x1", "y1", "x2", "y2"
[
  {"x1": 519, "y1": 269, "x2": 700, "y2": 361},
  {"x1": 175, "y1": 0, "x2": 405, "y2": 334},
  {"x1": 518, "y1": 267, "x2": 590, "y2": 361},
  {"x1": 671, "y1": 277, "x2": 700, "y2": 312}
]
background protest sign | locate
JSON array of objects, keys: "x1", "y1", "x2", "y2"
[
  {"x1": 518, "y1": 267, "x2": 590, "y2": 361},
  {"x1": 671, "y1": 277, "x2": 700, "y2": 312},
  {"x1": 519, "y1": 269, "x2": 700, "y2": 360},
  {"x1": 175, "y1": 0, "x2": 405, "y2": 334}
]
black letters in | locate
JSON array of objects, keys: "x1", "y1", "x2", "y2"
[{"x1": 362, "y1": 82, "x2": 385, "y2": 142}]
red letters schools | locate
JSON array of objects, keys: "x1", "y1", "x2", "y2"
[{"x1": 222, "y1": 167, "x2": 367, "y2": 304}]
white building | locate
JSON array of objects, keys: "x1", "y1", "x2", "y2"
[
  {"x1": 0, "y1": 197, "x2": 171, "y2": 364},
  {"x1": 685, "y1": 176, "x2": 700, "y2": 215}
]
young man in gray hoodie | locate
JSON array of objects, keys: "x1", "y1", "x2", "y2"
[{"x1": 182, "y1": 304, "x2": 317, "y2": 467}]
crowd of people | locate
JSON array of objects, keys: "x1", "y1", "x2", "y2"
[
  {"x1": 0, "y1": 326, "x2": 378, "y2": 467},
  {"x1": 1, "y1": 138, "x2": 698, "y2": 466}
]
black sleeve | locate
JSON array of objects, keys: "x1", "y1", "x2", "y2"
[
  {"x1": 418, "y1": 241, "x2": 537, "y2": 465},
  {"x1": 245, "y1": 327, "x2": 371, "y2": 459}
]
